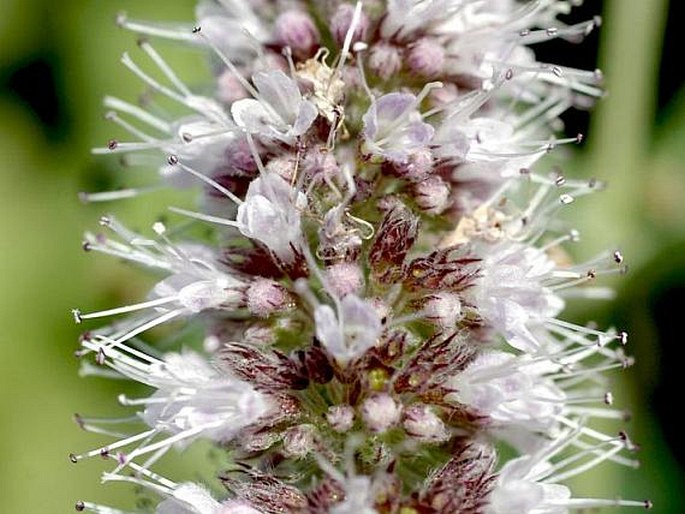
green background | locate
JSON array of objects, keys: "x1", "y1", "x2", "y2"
[{"x1": 1, "y1": 0, "x2": 683, "y2": 512}]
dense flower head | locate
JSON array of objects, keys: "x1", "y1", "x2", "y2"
[{"x1": 72, "y1": 1, "x2": 649, "y2": 513}]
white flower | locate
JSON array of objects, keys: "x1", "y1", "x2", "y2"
[
  {"x1": 72, "y1": 344, "x2": 270, "y2": 468},
  {"x1": 330, "y1": 475, "x2": 377, "y2": 514},
  {"x1": 157, "y1": 484, "x2": 266, "y2": 514},
  {"x1": 487, "y1": 456, "x2": 572, "y2": 514},
  {"x1": 236, "y1": 172, "x2": 306, "y2": 264},
  {"x1": 487, "y1": 430, "x2": 648, "y2": 514},
  {"x1": 75, "y1": 2, "x2": 647, "y2": 513},
  {"x1": 139, "y1": 350, "x2": 270, "y2": 443},
  {"x1": 381, "y1": 0, "x2": 449, "y2": 41},
  {"x1": 446, "y1": 351, "x2": 564, "y2": 433},
  {"x1": 157, "y1": 483, "x2": 223, "y2": 514},
  {"x1": 361, "y1": 92, "x2": 434, "y2": 164},
  {"x1": 75, "y1": 228, "x2": 248, "y2": 344},
  {"x1": 231, "y1": 70, "x2": 318, "y2": 143},
  {"x1": 469, "y1": 241, "x2": 565, "y2": 352},
  {"x1": 315, "y1": 294, "x2": 382, "y2": 364},
  {"x1": 196, "y1": 0, "x2": 268, "y2": 63}
]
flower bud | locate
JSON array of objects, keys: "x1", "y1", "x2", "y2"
[
  {"x1": 413, "y1": 175, "x2": 451, "y2": 214},
  {"x1": 246, "y1": 278, "x2": 294, "y2": 317},
  {"x1": 403, "y1": 404, "x2": 449, "y2": 442},
  {"x1": 282, "y1": 424, "x2": 316, "y2": 458},
  {"x1": 223, "y1": 137, "x2": 258, "y2": 177},
  {"x1": 326, "y1": 404, "x2": 355, "y2": 433},
  {"x1": 429, "y1": 82, "x2": 459, "y2": 109},
  {"x1": 325, "y1": 262, "x2": 364, "y2": 297},
  {"x1": 407, "y1": 38, "x2": 445, "y2": 77},
  {"x1": 242, "y1": 324, "x2": 276, "y2": 345},
  {"x1": 265, "y1": 153, "x2": 298, "y2": 182},
  {"x1": 330, "y1": 3, "x2": 369, "y2": 47},
  {"x1": 368, "y1": 42, "x2": 403, "y2": 81},
  {"x1": 274, "y1": 10, "x2": 320, "y2": 59},
  {"x1": 423, "y1": 291, "x2": 463, "y2": 328},
  {"x1": 301, "y1": 339, "x2": 335, "y2": 384},
  {"x1": 216, "y1": 69, "x2": 249, "y2": 104},
  {"x1": 219, "y1": 499, "x2": 265, "y2": 514},
  {"x1": 369, "y1": 203, "x2": 419, "y2": 282},
  {"x1": 361, "y1": 393, "x2": 401, "y2": 432},
  {"x1": 390, "y1": 148, "x2": 434, "y2": 182}
]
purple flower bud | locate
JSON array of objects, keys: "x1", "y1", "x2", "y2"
[
  {"x1": 389, "y1": 148, "x2": 434, "y2": 182},
  {"x1": 265, "y1": 153, "x2": 298, "y2": 183},
  {"x1": 301, "y1": 339, "x2": 335, "y2": 384},
  {"x1": 429, "y1": 82, "x2": 460, "y2": 108},
  {"x1": 274, "y1": 10, "x2": 320, "y2": 59},
  {"x1": 403, "y1": 404, "x2": 449, "y2": 442},
  {"x1": 423, "y1": 291, "x2": 463, "y2": 328},
  {"x1": 282, "y1": 424, "x2": 316, "y2": 458},
  {"x1": 223, "y1": 137, "x2": 259, "y2": 177},
  {"x1": 325, "y1": 262, "x2": 364, "y2": 297},
  {"x1": 303, "y1": 147, "x2": 340, "y2": 184},
  {"x1": 216, "y1": 69, "x2": 249, "y2": 104},
  {"x1": 406, "y1": 38, "x2": 445, "y2": 77},
  {"x1": 243, "y1": 324, "x2": 276, "y2": 345},
  {"x1": 326, "y1": 404, "x2": 355, "y2": 433},
  {"x1": 368, "y1": 42, "x2": 403, "y2": 81},
  {"x1": 369, "y1": 203, "x2": 420, "y2": 283},
  {"x1": 330, "y1": 3, "x2": 369, "y2": 47},
  {"x1": 219, "y1": 499, "x2": 265, "y2": 514},
  {"x1": 420, "y1": 442, "x2": 497, "y2": 511},
  {"x1": 361, "y1": 393, "x2": 401, "y2": 432},
  {"x1": 246, "y1": 278, "x2": 294, "y2": 317},
  {"x1": 413, "y1": 175, "x2": 451, "y2": 214}
]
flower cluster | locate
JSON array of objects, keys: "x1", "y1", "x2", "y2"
[{"x1": 71, "y1": 1, "x2": 651, "y2": 513}]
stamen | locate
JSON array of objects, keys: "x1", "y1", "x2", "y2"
[
  {"x1": 79, "y1": 187, "x2": 161, "y2": 203},
  {"x1": 75, "y1": 296, "x2": 180, "y2": 321},
  {"x1": 69, "y1": 428, "x2": 156, "y2": 463},
  {"x1": 167, "y1": 156, "x2": 243, "y2": 205},
  {"x1": 103, "y1": 96, "x2": 170, "y2": 133},
  {"x1": 120, "y1": 52, "x2": 187, "y2": 105},
  {"x1": 116, "y1": 12, "x2": 196, "y2": 42},
  {"x1": 74, "y1": 500, "x2": 128, "y2": 514},
  {"x1": 169, "y1": 206, "x2": 241, "y2": 228},
  {"x1": 138, "y1": 40, "x2": 193, "y2": 97},
  {"x1": 335, "y1": 0, "x2": 363, "y2": 76}
]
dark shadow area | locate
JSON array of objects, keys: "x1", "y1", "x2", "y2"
[
  {"x1": 1, "y1": 51, "x2": 71, "y2": 144},
  {"x1": 657, "y1": 0, "x2": 685, "y2": 118},
  {"x1": 651, "y1": 283, "x2": 685, "y2": 469}
]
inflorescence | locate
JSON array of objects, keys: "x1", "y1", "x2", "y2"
[{"x1": 70, "y1": 1, "x2": 650, "y2": 513}]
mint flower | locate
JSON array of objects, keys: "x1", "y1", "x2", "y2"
[{"x1": 71, "y1": 1, "x2": 651, "y2": 513}]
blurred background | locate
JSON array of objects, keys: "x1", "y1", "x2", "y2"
[{"x1": 1, "y1": 0, "x2": 684, "y2": 512}]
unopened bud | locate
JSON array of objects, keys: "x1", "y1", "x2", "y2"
[
  {"x1": 326, "y1": 404, "x2": 355, "y2": 433},
  {"x1": 368, "y1": 42, "x2": 402, "y2": 81},
  {"x1": 330, "y1": 3, "x2": 369, "y2": 47},
  {"x1": 265, "y1": 153, "x2": 298, "y2": 182},
  {"x1": 361, "y1": 393, "x2": 401, "y2": 432},
  {"x1": 216, "y1": 69, "x2": 249, "y2": 104},
  {"x1": 246, "y1": 279, "x2": 294, "y2": 317},
  {"x1": 423, "y1": 291, "x2": 463, "y2": 328},
  {"x1": 282, "y1": 424, "x2": 316, "y2": 458},
  {"x1": 413, "y1": 175, "x2": 451, "y2": 214},
  {"x1": 407, "y1": 38, "x2": 445, "y2": 77},
  {"x1": 403, "y1": 404, "x2": 449, "y2": 442},
  {"x1": 274, "y1": 10, "x2": 320, "y2": 59},
  {"x1": 391, "y1": 148, "x2": 434, "y2": 182},
  {"x1": 325, "y1": 262, "x2": 364, "y2": 297}
]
